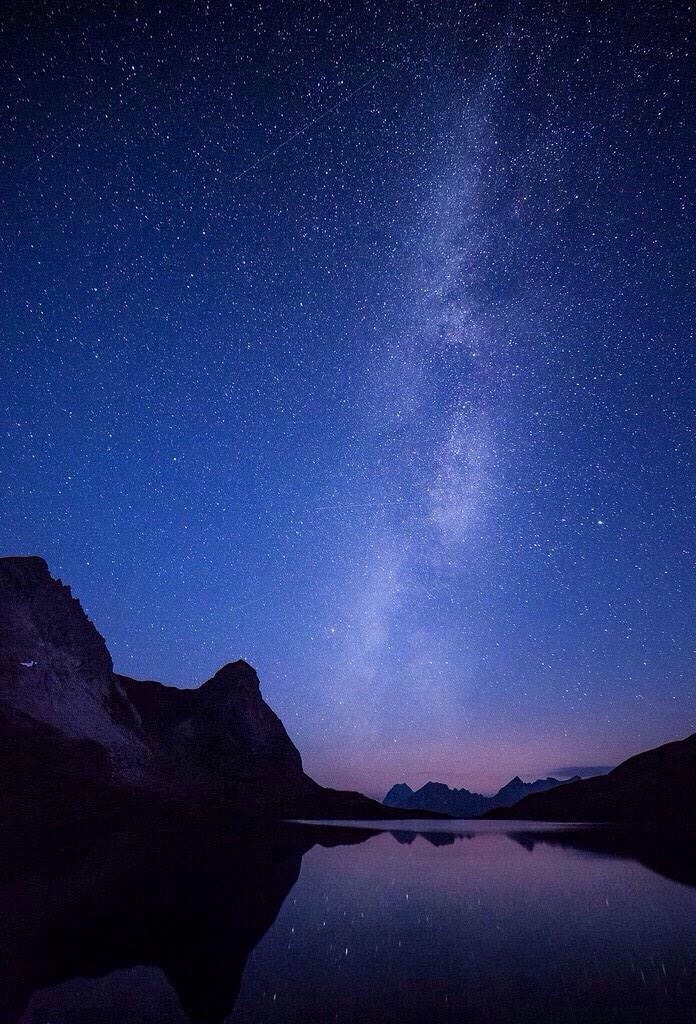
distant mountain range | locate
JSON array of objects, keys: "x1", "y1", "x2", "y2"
[
  {"x1": 383, "y1": 775, "x2": 578, "y2": 817},
  {"x1": 485, "y1": 732, "x2": 696, "y2": 822}
]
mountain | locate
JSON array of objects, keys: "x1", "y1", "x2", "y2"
[
  {"x1": 0, "y1": 555, "x2": 305, "y2": 812},
  {"x1": 383, "y1": 774, "x2": 576, "y2": 817},
  {"x1": 0, "y1": 556, "x2": 148, "y2": 774},
  {"x1": 495, "y1": 774, "x2": 581, "y2": 804},
  {"x1": 485, "y1": 733, "x2": 696, "y2": 823},
  {"x1": 117, "y1": 662, "x2": 305, "y2": 810},
  {"x1": 383, "y1": 783, "x2": 416, "y2": 807},
  {"x1": 0, "y1": 555, "x2": 441, "y2": 825},
  {"x1": 384, "y1": 781, "x2": 489, "y2": 817}
]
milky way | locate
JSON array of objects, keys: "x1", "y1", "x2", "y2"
[{"x1": 1, "y1": 1, "x2": 693, "y2": 795}]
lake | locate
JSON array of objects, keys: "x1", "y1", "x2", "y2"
[{"x1": 12, "y1": 821, "x2": 696, "y2": 1024}]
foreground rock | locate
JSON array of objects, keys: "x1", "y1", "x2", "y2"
[
  {"x1": 485, "y1": 733, "x2": 696, "y2": 823},
  {"x1": 0, "y1": 556, "x2": 441, "y2": 825}
]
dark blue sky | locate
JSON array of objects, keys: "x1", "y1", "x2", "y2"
[{"x1": 1, "y1": 0, "x2": 693, "y2": 795}]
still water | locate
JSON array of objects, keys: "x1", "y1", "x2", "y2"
[{"x1": 13, "y1": 821, "x2": 696, "y2": 1024}]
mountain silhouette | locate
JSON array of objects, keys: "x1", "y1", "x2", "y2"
[
  {"x1": 384, "y1": 775, "x2": 576, "y2": 817},
  {"x1": 485, "y1": 733, "x2": 696, "y2": 822},
  {"x1": 0, "y1": 555, "x2": 442, "y2": 825}
]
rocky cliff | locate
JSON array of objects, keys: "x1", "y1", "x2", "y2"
[
  {"x1": 118, "y1": 662, "x2": 305, "y2": 809},
  {"x1": 0, "y1": 555, "x2": 440, "y2": 823},
  {"x1": 0, "y1": 556, "x2": 147, "y2": 772},
  {"x1": 0, "y1": 556, "x2": 306, "y2": 811}
]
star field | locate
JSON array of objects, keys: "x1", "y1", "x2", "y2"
[{"x1": 1, "y1": 0, "x2": 693, "y2": 795}]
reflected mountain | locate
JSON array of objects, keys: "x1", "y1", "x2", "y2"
[
  {"x1": 390, "y1": 830, "x2": 418, "y2": 845},
  {"x1": 3, "y1": 820, "x2": 695, "y2": 1024},
  {"x1": 418, "y1": 831, "x2": 457, "y2": 847},
  {"x1": 506, "y1": 826, "x2": 696, "y2": 890},
  {"x1": 0, "y1": 820, "x2": 375, "y2": 1024},
  {"x1": 385, "y1": 824, "x2": 696, "y2": 886},
  {"x1": 389, "y1": 830, "x2": 458, "y2": 847}
]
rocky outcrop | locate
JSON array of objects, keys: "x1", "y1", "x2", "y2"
[
  {"x1": 485, "y1": 733, "x2": 696, "y2": 823},
  {"x1": 384, "y1": 775, "x2": 573, "y2": 818},
  {"x1": 0, "y1": 556, "x2": 307, "y2": 813},
  {"x1": 0, "y1": 556, "x2": 148, "y2": 780},
  {"x1": 118, "y1": 663, "x2": 305, "y2": 809},
  {"x1": 0, "y1": 555, "x2": 440, "y2": 823}
]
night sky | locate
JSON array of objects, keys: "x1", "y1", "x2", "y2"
[{"x1": 1, "y1": 1, "x2": 693, "y2": 796}]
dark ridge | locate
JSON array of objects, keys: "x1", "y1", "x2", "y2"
[
  {"x1": 0, "y1": 554, "x2": 441, "y2": 827},
  {"x1": 484, "y1": 733, "x2": 696, "y2": 823}
]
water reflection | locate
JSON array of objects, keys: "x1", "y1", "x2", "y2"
[
  {"x1": 3, "y1": 821, "x2": 371, "y2": 1024},
  {"x1": 5, "y1": 821, "x2": 696, "y2": 1023},
  {"x1": 506, "y1": 826, "x2": 696, "y2": 889}
]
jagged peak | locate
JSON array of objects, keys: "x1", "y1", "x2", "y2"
[
  {"x1": 0, "y1": 553, "x2": 111, "y2": 671},
  {"x1": 201, "y1": 659, "x2": 260, "y2": 692}
]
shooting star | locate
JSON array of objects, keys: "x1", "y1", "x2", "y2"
[{"x1": 230, "y1": 68, "x2": 383, "y2": 184}]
